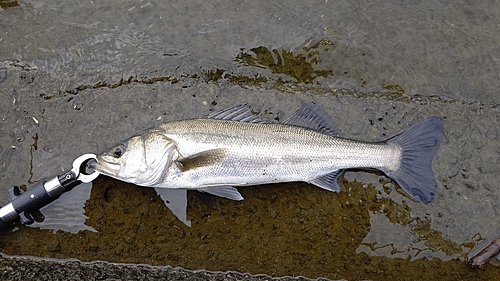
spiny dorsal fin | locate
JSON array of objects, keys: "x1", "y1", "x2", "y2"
[
  {"x1": 206, "y1": 104, "x2": 266, "y2": 123},
  {"x1": 177, "y1": 149, "x2": 228, "y2": 171},
  {"x1": 283, "y1": 102, "x2": 340, "y2": 136}
]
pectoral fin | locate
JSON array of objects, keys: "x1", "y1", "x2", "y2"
[
  {"x1": 199, "y1": 187, "x2": 244, "y2": 201},
  {"x1": 177, "y1": 149, "x2": 228, "y2": 171},
  {"x1": 309, "y1": 170, "x2": 344, "y2": 192}
]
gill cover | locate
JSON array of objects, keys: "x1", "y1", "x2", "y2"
[{"x1": 139, "y1": 133, "x2": 178, "y2": 186}]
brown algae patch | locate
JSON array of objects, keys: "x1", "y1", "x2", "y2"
[
  {"x1": 0, "y1": 176, "x2": 498, "y2": 280},
  {"x1": 383, "y1": 84, "x2": 406, "y2": 94},
  {"x1": 235, "y1": 45, "x2": 333, "y2": 84},
  {"x1": 202, "y1": 43, "x2": 335, "y2": 89},
  {"x1": 0, "y1": 0, "x2": 19, "y2": 9}
]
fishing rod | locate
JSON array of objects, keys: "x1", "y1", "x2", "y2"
[{"x1": 0, "y1": 154, "x2": 100, "y2": 229}]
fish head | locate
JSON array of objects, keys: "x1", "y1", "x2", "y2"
[{"x1": 93, "y1": 132, "x2": 178, "y2": 186}]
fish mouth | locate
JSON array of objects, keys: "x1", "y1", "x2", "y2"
[{"x1": 91, "y1": 157, "x2": 122, "y2": 176}]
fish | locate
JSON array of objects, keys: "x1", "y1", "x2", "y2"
[{"x1": 92, "y1": 103, "x2": 444, "y2": 226}]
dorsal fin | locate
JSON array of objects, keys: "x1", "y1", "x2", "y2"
[
  {"x1": 282, "y1": 102, "x2": 340, "y2": 136},
  {"x1": 206, "y1": 104, "x2": 266, "y2": 123}
]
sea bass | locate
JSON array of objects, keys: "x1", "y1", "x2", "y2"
[{"x1": 93, "y1": 103, "x2": 444, "y2": 224}]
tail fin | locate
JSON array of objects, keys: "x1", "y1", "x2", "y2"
[{"x1": 384, "y1": 117, "x2": 444, "y2": 204}]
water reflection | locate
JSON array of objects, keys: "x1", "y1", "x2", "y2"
[
  {"x1": 345, "y1": 172, "x2": 476, "y2": 262},
  {"x1": 29, "y1": 182, "x2": 96, "y2": 234}
]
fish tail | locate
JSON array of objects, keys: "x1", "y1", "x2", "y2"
[{"x1": 384, "y1": 117, "x2": 444, "y2": 204}]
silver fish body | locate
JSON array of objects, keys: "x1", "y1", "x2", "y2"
[
  {"x1": 93, "y1": 103, "x2": 444, "y2": 204},
  {"x1": 153, "y1": 119, "x2": 399, "y2": 189}
]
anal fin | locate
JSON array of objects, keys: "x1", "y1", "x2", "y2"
[
  {"x1": 199, "y1": 186, "x2": 244, "y2": 201},
  {"x1": 309, "y1": 170, "x2": 344, "y2": 192}
]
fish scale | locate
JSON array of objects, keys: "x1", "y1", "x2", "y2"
[{"x1": 159, "y1": 118, "x2": 396, "y2": 187}]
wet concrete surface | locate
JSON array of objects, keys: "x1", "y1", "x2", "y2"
[
  {"x1": 1, "y1": 0, "x2": 500, "y2": 280},
  {"x1": 0, "y1": 255, "x2": 326, "y2": 281},
  {"x1": 0, "y1": 80, "x2": 499, "y2": 280}
]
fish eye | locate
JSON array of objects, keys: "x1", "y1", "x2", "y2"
[{"x1": 113, "y1": 145, "x2": 125, "y2": 158}]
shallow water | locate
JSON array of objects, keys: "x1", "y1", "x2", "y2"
[
  {"x1": 1, "y1": 0, "x2": 500, "y2": 280},
  {"x1": 0, "y1": 176, "x2": 497, "y2": 280},
  {"x1": 3, "y1": 0, "x2": 500, "y2": 103}
]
